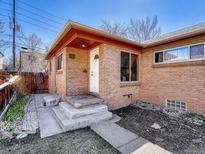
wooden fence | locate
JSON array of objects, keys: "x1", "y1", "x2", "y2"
[
  {"x1": 0, "y1": 72, "x2": 48, "y2": 118},
  {"x1": 0, "y1": 71, "x2": 48, "y2": 94},
  {"x1": 18, "y1": 72, "x2": 48, "y2": 94},
  {"x1": 0, "y1": 76, "x2": 18, "y2": 119}
]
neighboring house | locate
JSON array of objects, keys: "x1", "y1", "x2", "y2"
[
  {"x1": 45, "y1": 21, "x2": 205, "y2": 114},
  {"x1": 0, "y1": 52, "x2": 4, "y2": 70},
  {"x1": 20, "y1": 48, "x2": 47, "y2": 73}
]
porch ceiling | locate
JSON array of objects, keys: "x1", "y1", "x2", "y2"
[{"x1": 68, "y1": 37, "x2": 102, "y2": 50}]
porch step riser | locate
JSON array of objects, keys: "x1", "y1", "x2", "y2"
[
  {"x1": 50, "y1": 106, "x2": 66, "y2": 131},
  {"x1": 59, "y1": 102, "x2": 108, "y2": 119},
  {"x1": 51, "y1": 106, "x2": 112, "y2": 132}
]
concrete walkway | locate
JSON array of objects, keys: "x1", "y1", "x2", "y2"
[
  {"x1": 34, "y1": 94, "x2": 172, "y2": 153},
  {"x1": 34, "y1": 94, "x2": 63, "y2": 138},
  {"x1": 91, "y1": 122, "x2": 172, "y2": 154}
]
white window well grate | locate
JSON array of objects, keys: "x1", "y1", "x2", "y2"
[{"x1": 166, "y1": 99, "x2": 187, "y2": 111}]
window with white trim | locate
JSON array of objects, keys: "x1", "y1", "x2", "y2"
[
  {"x1": 154, "y1": 43, "x2": 205, "y2": 63},
  {"x1": 56, "y1": 53, "x2": 63, "y2": 70},
  {"x1": 121, "y1": 51, "x2": 139, "y2": 82},
  {"x1": 190, "y1": 44, "x2": 204, "y2": 59},
  {"x1": 49, "y1": 61, "x2": 52, "y2": 74}
]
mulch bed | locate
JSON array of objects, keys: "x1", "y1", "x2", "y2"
[
  {"x1": 113, "y1": 106, "x2": 205, "y2": 154},
  {"x1": 0, "y1": 128, "x2": 119, "y2": 154}
]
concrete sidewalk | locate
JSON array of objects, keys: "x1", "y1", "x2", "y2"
[{"x1": 91, "y1": 122, "x2": 172, "y2": 154}]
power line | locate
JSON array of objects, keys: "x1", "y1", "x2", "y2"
[
  {"x1": 17, "y1": 0, "x2": 67, "y2": 22},
  {"x1": 16, "y1": 12, "x2": 61, "y2": 30},
  {"x1": 0, "y1": 13, "x2": 59, "y2": 33},
  {"x1": 6, "y1": 41, "x2": 47, "y2": 52},
  {"x1": 0, "y1": 7, "x2": 61, "y2": 29},
  {"x1": 17, "y1": 6, "x2": 64, "y2": 25},
  {"x1": 17, "y1": 18, "x2": 59, "y2": 33},
  {"x1": 0, "y1": 0, "x2": 65, "y2": 25},
  {"x1": 1, "y1": 33, "x2": 28, "y2": 40}
]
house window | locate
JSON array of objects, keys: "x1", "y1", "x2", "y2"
[
  {"x1": 190, "y1": 44, "x2": 204, "y2": 59},
  {"x1": 155, "y1": 52, "x2": 163, "y2": 63},
  {"x1": 49, "y1": 61, "x2": 52, "y2": 73},
  {"x1": 28, "y1": 55, "x2": 35, "y2": 61},
  {"x1": 121, "y1": 51, "x2": 139, "y2": 82},
  {"x1": 56, "y1": 53, "x2": 63, "y2": 70},
  {"x1": 164, "y1": 47, "x2": 188, "y2": 61},
  {"x1": 154, "y1": 43, "x2": 205, "y2": 64}
]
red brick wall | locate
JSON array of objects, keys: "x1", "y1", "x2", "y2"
[
  {"x1": 48, "y1": 34, "x2": 205, "y2": 114},
  {"x1": 140, "y1": 34, "x2": 205, "y2": 114},
  {"x1": 66, "y1": 47, "x2": 89, "y2": 95},
  {"x1": 48, "y1": 48, "x2": 67, "y2": 99},
  {"x1": 99, "y1": 44, "x2": 141, "y2": 110}
]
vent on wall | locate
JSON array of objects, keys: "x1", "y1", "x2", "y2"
[{"x1": 166, "y1": 99, "x2": 187, "y2": 111}]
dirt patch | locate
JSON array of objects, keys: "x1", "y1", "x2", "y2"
[
  {"x1": 0, "y1": 128, "x2": 119, "y2": 154},
  {"x1": 113, "y1": 106, "x2": 205, "y2": 154}
]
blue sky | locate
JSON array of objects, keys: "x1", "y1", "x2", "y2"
[{"x1": 1, "y1": 0, "x2": 205, "y2": 58}]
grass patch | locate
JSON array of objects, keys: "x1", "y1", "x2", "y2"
[{"x1": 4, "y1": 96, "x2": 29, "y2": 123}]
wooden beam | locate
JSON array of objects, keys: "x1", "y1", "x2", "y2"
[
  {"x1": 68, "y1": 44, "x2": 89, "y2": 50},
  {"x1": 48, "y1": 29, "x2": 78, "y2": 58},
  {"x1": 87, "y1": 42, "x2": 102, "y2": 50},
  {"x1": 76, "y1": 30, "x2": 141, "y2": 51}
]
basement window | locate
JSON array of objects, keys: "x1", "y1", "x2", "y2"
[
  {"x1": 56, "y1": 53, "x2": 63, "y2": 70},
  {"x1": 166, "y1": 99, "x2": 187, "y2": 111},
  {"x1": 121, "y1": 51, "x2": 139, "y2": 82}
]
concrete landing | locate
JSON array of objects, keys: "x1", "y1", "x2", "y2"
[{"x1": 65, "y1": 95, "x2": 103, "y2": 108}]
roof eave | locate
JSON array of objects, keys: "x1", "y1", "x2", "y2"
[
  {"x1": 142, "y1": 28, "x2": 205, "y2": 48},
  {"x1": 45, "y1": 21, "x2": 143, "y2": 60}
]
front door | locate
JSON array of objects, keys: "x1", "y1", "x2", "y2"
[{"x1": 90, "y1": 48, "x2": 99, "y2": 94}]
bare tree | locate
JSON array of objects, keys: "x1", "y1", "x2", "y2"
[
  {"x1": 21, "y1": 33, "x2": 43, "y2": 50},
  {"x1": 100, "y1": 16, "x2": 161, "y2": 42},
  {"x1": 100, "y1": 20, "x2": 128, "y2": 37},
  {"x1": 128, "y1": 16, "x2": 161, "y2": 42}
]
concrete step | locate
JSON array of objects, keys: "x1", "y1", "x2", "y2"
[
  {"x1": 43, "y1": 95, "x2": 60, "y2": 107},
  {"x1": 59, "y1": 102, "x2": 108, "y2": 119},
  {"x1": 65, "y1": 95, "x2": 103, "y2": 108},
  {"x1": 51, "y1": 106, "x2": 112, "y2": 132}
]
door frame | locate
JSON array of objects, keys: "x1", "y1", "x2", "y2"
[{"x1": 89, "y1": 48, "x2": 99, "y2": 94}]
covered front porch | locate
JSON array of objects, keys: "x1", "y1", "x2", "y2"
[
  {"x1": 47, "y1": 21, "x2": 141, "y2": 99},
  {"x1": 65, "y1": 46, "x2": 100, "y2": 97}
]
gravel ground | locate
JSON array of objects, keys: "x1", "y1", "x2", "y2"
[
  {"x1": 0, "y1": 128, "x2": 119, "y2": 154},
  {"x1": 113, "y1": 106, "x2": 205, "y2": 154}
]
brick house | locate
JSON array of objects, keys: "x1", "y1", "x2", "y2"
[{"x1": 45, "y1": 21, "x2": 205, "y2": 114}]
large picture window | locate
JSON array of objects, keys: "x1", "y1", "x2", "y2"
[
  {"x1": 154, "y1": 43, "x2": 205, "y2": 64},
  {"x1": 121, "y1": 52, "x2": 139, "y2": 82},
  {"x1": 56, "y1": 53, "x2": 63, "y2": 70}
]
